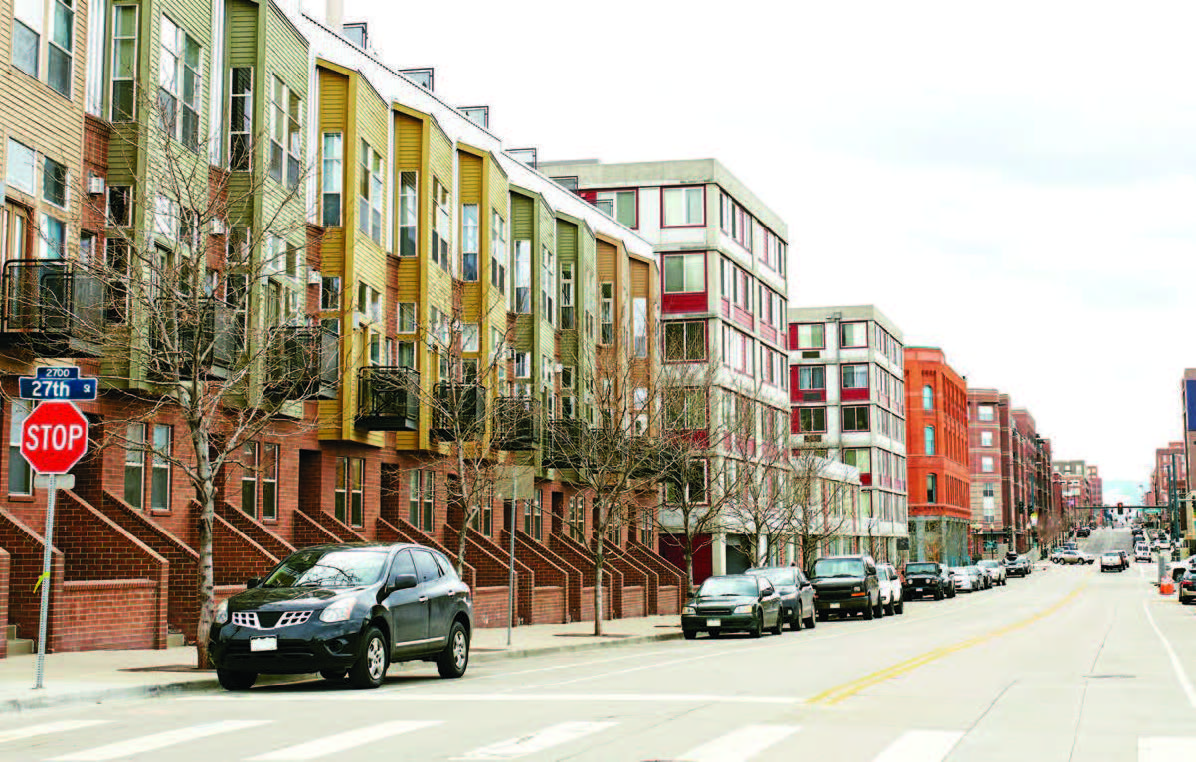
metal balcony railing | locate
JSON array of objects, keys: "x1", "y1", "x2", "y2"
[
  {"x1": 148, "y1": 297, "x2": 235, "y2": 378},
  {"x1": 263, "y1": 326, "x2": 338, "y2": 401},
  {"x1": 431, "y1": 382, "x2": 486, "y2": 441},
  {"x1": 0, "y1": 259, "x2": 104, "y2": 356},
  {"x1": 356, "y1": 366, "x2": 420, "y2": 431},
  {"x1": 492, "y1": 396, "x2": 542, "y2": 451}
]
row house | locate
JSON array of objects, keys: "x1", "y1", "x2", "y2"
[
  {"x1": 788, "y1": 305, "x2": 908, "y2": 564},
  {"x1": 538, "y1": 159, "x2": 792, "y2": 578},
  {"x1": 0, "y1": 0, "x2": 685, "y2": 656}
]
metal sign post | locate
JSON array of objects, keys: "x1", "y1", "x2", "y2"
[{"x1": 33, "y1": 474, "x2": 57, "y2": 690}]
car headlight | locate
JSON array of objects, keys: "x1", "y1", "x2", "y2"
[
  {"x1": 852, "y1": 585, "x2": 862, "y2": 593},
  {"x1": 682, "y1": 605, "x2": 696, "y2": 615},
  {"x1": 319, "y1": 598, "x2": 356, "y2": 623},
  {"x1": 732, "y1": 604, "x2": 754, "y2": 614},
  {"x1": 214, "y1": 600, "x2": 229, "y2": 625}
]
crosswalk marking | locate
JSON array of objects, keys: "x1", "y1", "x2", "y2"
[
  {"x1": 49, "y1": 720, "x2": 271, "y2": 761},
  {"x1": 1140, "y1": 737, "x2": 1196, "y2": 761},
  {"x1": 0, "y1": 720, "x2": 110, "y2": 746},
  {"x1": 454, "y1": 721, "x2": 617, "y2": 760},
  {"x1": 247, "y1": 720, "x2": 442, "y2": 761},
  {"x1": 874, "y1": 730, "x2": 963, "y2": 762},
  {"x1": 676, "y1": 724, "x2": 801, "y2": 762}
]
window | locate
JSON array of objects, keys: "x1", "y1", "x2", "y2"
[
  {"x1": 109, "y1": 4, "x2": 137, "y2": 119},
  {"x1": 978, "y1": 405, "x2": 995, "y2": 422},
  {"x1": 662, "y1": 186, "x2": 704, "y2": 227},
  {"x1": 924, "y1": 426, "x2": 935, "y2": 456},
  {"x1": 600, "y1": 283, "x2": 613, "y2": 344},
  {"x1": 559, "y1": 262, "x2": 574, "y2": 328},
  {"x1": 12, "y1": 0, "x2": 40, "y2": 76},
  {"x1": 432, "y1": 178, "x2": 450, "y2": 269},
  {"x1": 321, "y1": 133, "x2": 342, "y2": 226},
  {"x1": 523, "y1": 491, "x2": 544, "y2": 540},
  {"x1": 358, "y1": 140, "x2": 383, "y2": 244},
  {"x1": 922, "y1": 385, "x2": 933, "y2": 410},
  {"x1": 462, "y1": 323, "x2": 479, "y2": 353},
  {"x1": 6, "y1": 140, "x2": 34, "y2": 195},
  {"x1": 461, "y1": 204, "x2": 478, "y2": 280},
  {"x1": 397, "y1": 302, "x2": 416, "y2": 333},
  {"x1": 665, "y1": 388, "x2": 706, "y2": 429},
  {"x1": 239, "y1": 442, "x2": 259, "y2": 517},
  {"x1": 513, "y1": 240, "x2": 531, "y2": 312},
  {"x1": 8, "y1": 400, "x2": 32, "y2": 495},
  {"x1": 596, "y1": 190, "x2": 636, "y2": 228},
  {"x1": 148, "y1": 424, "x2": 171, "y2": 511},
  {"x1": 398, "y1": 172, "x2": 418, "y2": 256},
  {"x1": 842, "y1": 447, "x2": 871, "y2": 477},
  {"x1": 489, "y1": 211, "x2": 505, "y2": 287},
  {"x1": 841, "y1": 364, "x2": 868, "y2": 390},
  {"x1": 662, "y1": 253, "x2": 704, "y2": 293},
  {"x1": 396, "y1": 340, "x2": 415, "y2": 369},
  {"x1": 159, "y1": 17, "x2": 201, "y2": 150},
  {"x1": 842, "y1": 405, "x2": 870, "y2": 432},
  {"x1": 333, "y1": 457, "x2": 365, "y2": 527},
  {"x1": 14, "y1": 0, "x2": 74, "y2": 96},
  {"x1": 633, "y1": 297, "x2": 647, "y2": 357},
  {"x1": 40, "y1": 214, "x2": 65, "y2": 258},
  {"x1": 566, "y1": 496, "x2": 584, "y2": 541},
  {"x1": 663, "y1": 321, "x2": 705, "y2": 361},
  {"x1": 318, "y1": 275, "x2": 340, "y2": 311},
  {"x1": 666, "y1": 459, "x2": 707, "y2": 505},
  {"x1": 796, "y1": 323, "x2": 824, "y2": 349},
  {"x1": 229, "y1": 67, "x2": 253, "y2": 170},
  {"x1": 799, "y1": 366, "x2": 825, "y2": 390},
  {"x1": 840, "y1": 322, "x2": 867, "y2": 348},
  {"x1": 514, "y1": 352, "x2": 530, "y2": 378},
  {"x1": 541, "y1": 245, "x2": 555, "y2": 322},
  {"x1": 408, "y1": 470, "x2": 434, "y2": 531},
  {"x1": 981, "y1": 430, "x2": 993, "y2": 447},
  {"x1": 799, "y1": 406, "x2": 826, "y2": 433},
  {"x1": 981, "y1": 456, "x2": 994, "y2": 473}
]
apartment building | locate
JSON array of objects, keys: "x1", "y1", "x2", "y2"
[
  {"x1": 903, "y1": 348, "x2": 970, "y2": 566},
  {"x1": 0, "y1": 1, "x2": 686, "y2": 656},
  {"x1": 1054, "y1": 460, "x2": 1095, "y2": 532},
  {"x1": 788, "y1": 305, "x2": 908, "y2": 563},
  {"x1": 1183, "y1": 370, "x2": 1196, "y2": 544},
  {"x1": 538, "y1": 159, "x2": 792, "y2": 579},
  {"x1": 1152, "y1": 440, "x2": 1188, "y2": 538}
]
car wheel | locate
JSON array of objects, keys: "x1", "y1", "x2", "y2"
[
  {"x1": 790, "y1": 603, "x2": 803, "y2": 631},
  {"x1": 805, "y1": 606, "x2": 816, "y2": 628},
  {"x1": 683, "y1": 629, "x2": 698, "y2": 640},
  {"x1": 863, "y1": 599, "x2": 875, "y2": 620},
  {"x1": 319, "y1": 669, "x2": 347, "y2": 683},
  {"x1": 437, "y1": 620, "x2": 470, "y2": 679},
  {"x1": 349, "y1": 626, "x2": 389, "y2": 689},
  {"x1": 217, "y1": 669, "x2": 257, "y2": 691},
  {"x1": 895, "y1": 598, "x2": 904, "y2": 615},
  {"x1": 749, "y1": 611, "x2": 764, "y2": 638},
  {"x1": 884, "y1": 597, "x2": 895, "y2": 616},
  {"x1": 934, "y1": 588, "x2": 944, "y2": 601},
  {"x1": 771, "y1": 610, "x2": 783, "y2": 636}
]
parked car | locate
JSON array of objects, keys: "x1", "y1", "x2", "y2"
[
  {"x1": 681, "y1": 574, "x2": 784, "y2": 639},
  {"x1": 1180, "y1": 572, "x2": 1196, "y2": 605},
  {"x1": 1076, "y1": 551, "x2": 1096, "y2": 565},
  {"x1": 209, "y1": 542, "x2": 474, "y2": 691},
  {"x1": 949, "y1": 566, "x2": 982, "y2": 592},
  {"x1": 902, "y1": 561, "x2": 956, "y2": 600},
  {"x1": 1076, "y1": 527, "x2": 1091, "y2": 538},
  {"x1": 1005, "y1": 557, "x2": 1031, "y2": 577},
  {"x1": 970, "y1": 565, "x2": 993, "y2": 589},
  {"x1": 1135, "y1": 543, "x2": 1152, "y2": 562},
  {"x1": 745, "y1": 566, "x2": 816, "y2": 631},
  {"x1": 810, "y1": 555, "x2": 883, "y2": 620},
  {"x1": 1099, "y1": 552, "x2": 1125, "y2": 572},
  {"x1": 877, "y1": 563, "x2": 905, "y2": 615},
  {"x1": 977, "y1": 560, "x2": 1007, "y2": 586}
]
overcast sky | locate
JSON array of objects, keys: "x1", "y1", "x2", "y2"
[{"x1": 323, "y1": 1, "x2": 1194, "y2": 503}]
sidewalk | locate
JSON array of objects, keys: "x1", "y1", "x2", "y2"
[{"x1": 0, "y1": 615, "x2": 682, "y2": 713}]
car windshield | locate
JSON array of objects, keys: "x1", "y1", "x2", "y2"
[
  {"x1": 1103, "y1": 553, "x2": 1120, "y2": 558},
  {"x1": 950, "y1": 567, "x2": 969, "y2": 575},
  {"x1": 746, "y1": 568, "x2": 796, "y2": 587},
  {"x1": 698, "y1": 577, "x2": 758, "y2": 597},
  {"x1": 906, "y1": 563, "x2": 938, "y2": 574},
  {"x1": 262, "y1": 549, "x2": 389, "y2": 588},
  {"x1": 813, "y1": 558, "x2": 866, "y2": 578},
  {"x1": 978, "y1": 561, "x2": 998, "y2": 568}
]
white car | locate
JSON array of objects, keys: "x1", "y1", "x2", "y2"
[
  {"x1": 1076, "y1": 551, "x2": 1096, "y2": 565},
  {"x1": 1099, "y1": 552, "x2": 1124, "y2": 572},
  {"x1": 1135, "y1": 543, "x2": 1152, "y2": 562},
  {"x1": 877, "y1": 563, "x2": 905, "y2": 615},
  {"x1": 976, "y1": 560, "x2": 1007, "y2": 586},
  {"x1": 949, "y1": 567, "x2": 977, "y2": 592}
]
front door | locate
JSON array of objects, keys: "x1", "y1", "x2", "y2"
[
  {"x1": 384, "y1": 550, "x2": 427, "y2": 656},
  {"x1": 412, "y1": 550, "x2": 451, "y2": 647}
]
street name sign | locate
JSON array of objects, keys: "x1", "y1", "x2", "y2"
[{"x1": 19, "y1": 367, "x2": 97, "y2": 401}]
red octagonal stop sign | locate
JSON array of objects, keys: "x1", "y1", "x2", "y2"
[{"x1": 21, "y1": 401, "x2": 89, "y2": 475}]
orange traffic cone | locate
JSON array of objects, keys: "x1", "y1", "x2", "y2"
[{"x1": 1161, "y1": 579, "x2": 1175, "y2": 595}]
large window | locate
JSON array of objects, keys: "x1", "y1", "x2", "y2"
[
  {"x1": 432, "y1": 178, "x2": 450, "y2": 269},
  {"x1": 799, "y1": 407, "x2": 826, "y2": 433},
  {"x1": 595, "y1": 190, "x2": 635, "y2": 228},
  {"x1": 926, "y1": 473, "x2": 938, "y2": 503},
  {"x1": 8, "y1": 401, "x2": 32, "y2": 496},
  {"x1": 559, "y1": 261, "x2": 574, "y2": 328},
  {"x1": 461, "y1": 203, "x2": 479, "y2": 280},
  {"x1": 841, "y1": 364, "x2": 868, "y2": 390},
  {"x1": 980, "y1": 430, "x2": 993, "y2": 447},
  {"x1": 159, "y1": 16, "x2": 202, "y2": 150},
  {"x1": 662, "y1": 186, "x2": 703, "y2": 227},
  {"x1": 663, "y1": 321, "x2": 705, "y2": 361},
  {"x1": 922, "y1": 385, "x2": 933, "y2": 410},
  {"x1": 666, "y1": 459, "x2": 707, "y2": 505},
  {"x1": 840, "y1": 322, "x2": 867, "y2": 348},
  {"x1": 320, "y1": 133, "x2": 342, "y2": 226},
  {"x1": 541, "y1": 245, "x2": 555, "y2": 322},
  {"x1": 259, "y1": 443, "x2": 278, "y2": 520},
  {"x1": 665, "y1": 388, "x2": 706, "y2": 429},
  {"x1": 633, "y1": 297, "x2": 647, "y2": 357},
  {"x1": 229, "y1": 67, "x2": 253, "y2": 170},
  {"x1": 842, "y1": 405, "x2": 870, "y2": 432},
  {"x1": 662, "y1": 253, "x2": 704, "y2": 293},
  {"x1": 123, "y1": 423, "x2": 146, "y2": 506},
  {"x1": 149, "y1": 424, "x2": 171, "y2": 511},
  {"x1": 6, "y1": 139, "x2": 34, "y2": 194},
  {"x1": 842, "y1": 448, "x2": 871, "y2": 478},
  {"x1": 399, "y1": 172, "x2": 418, "y2": 256},
  {"x1": 796, "y1": 323, "x2": 824, "y2": 349},
  {"x1": 978, "y1": 405, "x2": 995, "y2": 422},
  {"x1": 924, "y1": 426, "x2": 935, "y2": 456},
  {"x1": 981, "y1": 456, "x2": 995, "y2": 473},
  {"x1": 489, "y1": 211, "x2": 505, "y2": 287},
  {"x1": 42, "y1": 155, "x2": 67, "y2": 207},
  {"x1": 799, "y1": 366, "x2": 825, "y2": 390},
  {"x1": 109, "y1": 4, "x2": 137, "y2": 119},
  {"x1": 408, "y1": 470, "x2": 434, "y2": 531},
  {"x1": 335, "y1": 456, "x2": 365, "y2": 527},
  {"x1": 600, "y1": 283, "x2": 613, "y2": 344},
  {"x1": 14, "y1": 0, "x2": 75, "y2": 96},
  {"x1": 513, "y1": 240, "x2": 531, "y2": 313},
  {"x1": 358, "y1": 140, "x2": 383, "y2": 244}
]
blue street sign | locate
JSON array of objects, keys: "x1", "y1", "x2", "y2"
[{"x1": 19, "y1": 367, "x2": 97, "y2": 401}]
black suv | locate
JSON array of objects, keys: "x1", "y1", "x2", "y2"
[
  {"x1": 902, "y1": 561, "x2": 955, "y2": 599},
  {"x1": 1005, "y1": 556, "x2": 1031, "y2": 577},
  {"x1": 810, "y1": 555, "x2": 882, "y2": 620},
  {"x1": 210, "y1": 543, "x2": 473, "y2": 690}
]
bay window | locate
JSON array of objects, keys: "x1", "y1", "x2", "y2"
[{"x1": 159, "y1": 16, "x2": 202, "y2": 150}]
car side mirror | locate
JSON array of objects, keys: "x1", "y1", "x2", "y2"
[
  {"x1": 390, "y1": 573, "x2": 418, "y2": 592},
  {"x1": 246, "y1": 577, "x2": 261, "y2": 589}
]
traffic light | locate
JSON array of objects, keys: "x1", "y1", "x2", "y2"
[{"x1": 1118, "y1": 502, "x2": 1124, "y2": 515}]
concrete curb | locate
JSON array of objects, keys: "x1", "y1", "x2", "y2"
[{"x1": 3, "y1": 630, "x2": 684, "y2": 713}]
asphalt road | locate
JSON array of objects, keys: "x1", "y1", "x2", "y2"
[{"x1": 6, "y1": 528, "x2": 1196, "y2": 761}]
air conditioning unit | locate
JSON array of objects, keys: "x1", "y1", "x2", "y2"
[
  {"x1": 801, "y1": 350, "x2": 820, "y2": 359},
  {"x1": 210, "y1": 217, "x2": 226, "y2": 235},
  {"x1": 307, "y1": 267, "x2": 322, "y2": 285},
  {"x1": 87, "y1": 175, "x2": 104, "y2": 195}
]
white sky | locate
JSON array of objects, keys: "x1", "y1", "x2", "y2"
[{"x1": 324, "y1": 0, "x2": 1195, "y2": 503}]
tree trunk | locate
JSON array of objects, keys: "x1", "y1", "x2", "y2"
[
  {"x1": 192, "y1": 426, "x2": 215, "y2": 670},
  {"x1": 455, "y1": 448, "x2": 469, "y2": 578},
  {"x1": 594, "y1": 531, "x2": 605, "y2": 636},
  {"x1": 684, "y1": 544, "x2": 695, "y2": 598}
]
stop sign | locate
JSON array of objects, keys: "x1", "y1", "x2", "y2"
[{"x1": 21, "y1": 401, "x2": 89, "y2": 475}]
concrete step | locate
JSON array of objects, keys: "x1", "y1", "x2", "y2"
[
  {"x1": 5, "y1": 624, "x2": 16, "y2": 640},
  {"x1": 7, "y1": 638, "x2": 34, "y2": 656},
  {"x1": 166, "y1": 632, "x2": 186, "y2": 648}
]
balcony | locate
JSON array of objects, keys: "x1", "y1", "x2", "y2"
[
  {"x1": 356, "y1": 366, "x2": 419, "y2": 431},
  {"x1": 492, "y1": 397, "x2": 542, "y2": 451},
  {"x1": 262, "y1": 326, "x2": 338, "y2": 402},
  {"x1": 627, "y1": 435, "x2": 664, "y2": 479},
  {"x1": 148, "y1": 297, "x2": 235, "y2": 378},
  {"x1": 431, "y1": 382, "x2": 486, "y2": 441},
  {"x1": 543, "y1": 419, "x2": 588, "y2": 470},
  {"x1": 0, "y1": 259, "x2": 104, "y2": 357}
]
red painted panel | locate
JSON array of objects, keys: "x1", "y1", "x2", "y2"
[
  {"x1": 761, "y1": 324, "x2": 777, "y2": 343},
  {"x1": 842, "y1": 387, "x2": 870, "y2": 402},
  {"x1": 733, "y1": 306, "x2": 754, "y2": 330},
  {"x1": 662, "y1": 292, "x2": 708, "y2": 313},
  {"x1": 790, "y1": 408, "x2": 801, "y2": 434},
  {"x1": 860, "y1": 473, "x2": 873, "y2": 486},
  {"x1": 790, "y1": 367, "x2": 801, "y2": 402},
  {"x1": 721, "y1": 299, "x2": 730, "y2": 317},
  {"x1": 788, "y1": 324, "x2": 799, "y2": 350}
]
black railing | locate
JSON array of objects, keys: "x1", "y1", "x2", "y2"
[
  {"x1": 148, "y1": 297, "x2": 235, "y2": 377},
  {"x1": 431, "y1": 382, "x2": 487, "y2": 440},
  {"x1": 356, "y1": 366, "x2": 420, "y2": 431},
  {"x1": 263, "y1": 326, "x2": 339, "y2": 401},
  {"x1": 0, "y1": 259, "x2": 104, "y2": 355},
  {"x1": 543, "y1": 418, "x2": 588, "y2": 470},
  {"x1": 493, "y1": 397, "x2": 542, "y2": 451}
]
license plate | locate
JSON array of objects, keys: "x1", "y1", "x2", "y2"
[
  {"x1": 706, "y1": 619, "x2": 721, "y2": 627},
  {"x1": 830, "y1": 603, "x2": 841, "y2": 609},
  {"x1": 250, "y1": 636, "x2": 277, "y2": 652},
  {"x1": 916, "y1": 588, "x2": 924, "y2": 592}
]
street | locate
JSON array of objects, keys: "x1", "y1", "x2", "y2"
[{"x1": 4, "y1": 529, "x2": 1194, "y2": 761}]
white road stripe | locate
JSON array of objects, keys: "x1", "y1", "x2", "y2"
[
  {"x1": 1143, "y1": 600, "x2": 1196, "y2": 711},
  {"x1": 185, "y1": 692, "x2": 802, "y2": 704},
  {"x1": 247, "y1": 720, "x2": 441, "y2": 761},
  {"x1": 676, "y1": 724, "x2": 800, "y2": 762},
  {"x1": 453, "y1": 721, "x2": 615, "y2": 760},
  {"x1": 50, "y1": 720, "x2": 270, "y2": 761},
  {"x1": 0, "y1": 720, "x2": 110, "y2": 745},
  {"x1": 873, "y1": 730, "x2": 963, "y2": 762},
  {"x1": 1140, "y1": 736, "x2": 1196, "y2": 761}
]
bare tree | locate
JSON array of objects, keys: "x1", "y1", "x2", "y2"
[
  {"x1": 725, "y1": 395, "x2": 793, "y2": 569},
  {"x1": 783, "y1": 446, "x2": 857, "y2": 577}
]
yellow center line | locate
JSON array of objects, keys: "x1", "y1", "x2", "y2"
[{"x1": 807, "y1": 582, "x2": 1088, "y2": 706}]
